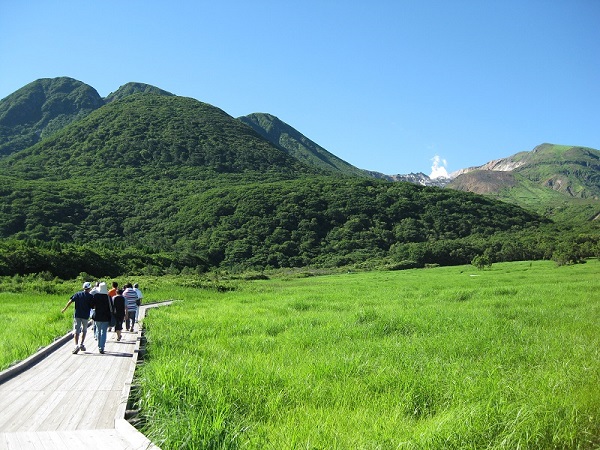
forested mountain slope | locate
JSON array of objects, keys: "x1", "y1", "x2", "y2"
[
  {"x1": 2, "y1": 94, "x2": 315, "y2": 179},
  {"x1": 0, "y1": 79, "x2": 597, "y2": 278},
  {"x1": 238, "y1": 113, "x2": 367, "y2": 177},
  {"x1": 105, "y1": 82, "x2": 174, "y2": 103},
  {"x1": 0, "y1": 90, "x2": 559, "y2": 277},
  {"x1": 0, "y1": 77, "x2": 104, "y2": 156}
]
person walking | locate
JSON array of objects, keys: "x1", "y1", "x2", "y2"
[
  {"x1": 90, "y1": 282, "x2": 112, "y2": 354},
  {"x1": 123, "y1": 283, "x2": 139, "y2": 332},
  {"x1": 90, "y1": 281, "x2": 100, "y2": 340},
  {"x1": 112, "y1": 288, "x2": 126, "y2": 341},
  {"x1": 107, "y1": 281, "x2": 119, "y2": 332},
  {"x1": 108, "y1": 281, "x2": 118, "y2": 298},
  {"x1": 62, "y1": 282, "x2": 94, "y2": 354},
  {"x1": 133, "y1": 283, "x2": 143, "y2": 323},
  {"x1": 133, "y1": 283, "x2": 143, "y2": 304}
]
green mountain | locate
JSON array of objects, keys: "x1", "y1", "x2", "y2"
[
  {"x1": 238, "y1": 113, "x2": 368, "y2": 177},
  {"x1": 105, "y1": 82, "x2": 174, "y2": 103},
  {"x1": 0, "y1": 77, "x2": 104, "y2": 156},
  {"x1": 0, "y1": 82, "x2": 561, "y2": 278},
  {"x1": 448, "y1": 144, "x2": 600, "y2": 221},
  {"x1": 2, "y1": 93, "x2": 314, "y2": 180},
  {"x1": 0, "y1": 78, "x2": 178, "y2": 159}
]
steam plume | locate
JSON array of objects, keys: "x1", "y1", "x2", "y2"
[{"x1": 430, "y1": 155, "x2": 449, "y2": 179}]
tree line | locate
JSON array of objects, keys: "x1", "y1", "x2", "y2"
[{"x1": 1, "y1": 175, "x2": 597, "y2": 279}]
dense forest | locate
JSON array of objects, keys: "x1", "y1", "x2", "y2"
[{"x1": 0, "y1": 78, "x2": 598, "y2": 279}]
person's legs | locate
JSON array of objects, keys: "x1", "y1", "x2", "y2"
[
  {"x1": 115, "y1": 316, "x2": 123, "y2": 341},
  {"x1": 73, "y1": 318, "x2": 86, "y2": 353},
  {"x1": 126, "y1": 310, "x2": 135, "y2": 331},
  {"x1": 97, "y1": 321, "x2": 109, "y2": 353},
  {"x1": 77, "y1": 318, "x2": 87, "y2": 350},
  {"x1": 109, "y1": 313, "x2": 116, "y2": 332},
  {"x1": 73, "y1": 318, "x2": 80, "y2": 345}
]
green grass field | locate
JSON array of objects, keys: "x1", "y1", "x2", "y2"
[
  {"x1": 0, "y1": 281, "x2": 74, "y2": 371},
  {"x1": 133, "y1": 260, "x2": 600, "y2": 449},
  {"x1": 1, "y1": 261, "x2": 598, "y2": 448}
]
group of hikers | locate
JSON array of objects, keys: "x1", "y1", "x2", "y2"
[{"x1": 61, "y1": 281, "x2": 143, "y2": 354}]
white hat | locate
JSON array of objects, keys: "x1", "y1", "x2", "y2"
[
  {"x1": 97, "y1": 282, "x2": 108, "y2": 295},
  {"x1": 83, "y1": 282, "x2": 92, "y2": 290}
]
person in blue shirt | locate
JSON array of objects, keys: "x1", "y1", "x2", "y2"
[{"x1": 62, "y1": 282, "x2": 94, "y2": 354}]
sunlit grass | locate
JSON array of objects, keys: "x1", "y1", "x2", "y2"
[
  {"x1": 0, "y1": 290, "x2": 74, "y2": 370},
  {"x1": 135, "y1": 260, "x2": 600, "y2": 449},
  {"x1": 1, "y1": 263, "x2": 598, "y2": 448}
]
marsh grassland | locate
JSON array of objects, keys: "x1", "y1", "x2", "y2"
[
  {"x1": 0, "y1": 283, "x2": 74, "y2": 371},
  {"x1": 134, "y1": 260, "x2": 600, "y2": 449}
]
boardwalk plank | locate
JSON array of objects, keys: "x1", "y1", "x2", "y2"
[
  {"x1": 20, "y1": 390, "x2": 67, "y2": 432},
  {"x1": 0, "y1": 390, "x2": 24, "y2": 430},
  {"x1": 0, "y1": 391, "x2": 45, "y2": 431}
]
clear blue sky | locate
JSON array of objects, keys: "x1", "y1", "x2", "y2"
[{"x1": 1, "y1": 1, "x2": 598, "y2": 176}]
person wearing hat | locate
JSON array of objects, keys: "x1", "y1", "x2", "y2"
[
  {"x1": 90, "y1": 282, "x2": 112, "y2": 354},
  {"x1": 62, "y1": 282, "x2": 94, "y2": 354}
]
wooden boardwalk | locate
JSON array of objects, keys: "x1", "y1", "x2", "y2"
[{"x1": 0, "y1": 303, "x2": 170, "y2": 449}]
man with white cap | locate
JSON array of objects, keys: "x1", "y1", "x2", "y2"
[{"x1": 62, "y1": 281, "x2": 94, "y2": 354}]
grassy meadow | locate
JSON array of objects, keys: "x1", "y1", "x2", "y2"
[
  {"x1": 134, "y1": 260, "x2": 600, "y2": 449},
  {"x1": 0, "y1": 261, "x2": 598, "y2": 448},
  {"x1": 0, "y1": 278, "x2": 75, "y2": 371}
]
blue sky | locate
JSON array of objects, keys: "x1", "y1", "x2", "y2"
[{"x1": 1, "y1": 1, "x2": 598, "y2": 176}]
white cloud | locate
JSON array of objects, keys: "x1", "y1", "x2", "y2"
[{"x1": 429, "y1": 155, "x2": 449, "y2": 179}]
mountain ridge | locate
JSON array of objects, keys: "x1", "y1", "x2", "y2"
[
  {"x1": 238, "y1": 113, "x2": 367, "y2": 177},
  {"x1": 448, "y1": 144, "x2": 600, "y2": 196},
  {"x1": 0, "y1": 77, "x2": 104, "y2": 156},
  {"x1": 1, "y1": 77, "x2": 598, "y2": 223},
  {"x1": 2, "y1": 93, "x2": 316, "y2": 180},
  {"x1": 447, "y1": 143, "x2": 600, "y2": 221},
  {"x1": 105, "y1": 82, "x2": 175, "y2": 103},
  {"x1": 0, "y1": 77, "x2": 597, "y2": 277}
]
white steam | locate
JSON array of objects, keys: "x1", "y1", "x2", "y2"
[{"x1": 429, "y1": 155, "x2": 449, "y2": 179}]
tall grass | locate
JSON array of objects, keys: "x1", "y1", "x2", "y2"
[
  {"x1": 135, "y1": 260, "x2": 600, "y2": 449},
  {"x1": 0, "y1": 284, "x2": 74, "y2": 371}
]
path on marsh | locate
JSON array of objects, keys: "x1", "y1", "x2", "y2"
[{"x1": 0, "y1": 302, "x2": 171, "y2": 450}]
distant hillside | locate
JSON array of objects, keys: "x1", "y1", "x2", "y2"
[
  {"x1": 4, "y1": 78, "x2": 597, "y2": 223},
  {"x1": 0, "y1": 77, "x2": 104, "y2": 156},
  {"x1": 105, "y1": 82, "x2": 174, "y2": 103},
  {"x1": 366, "y1": 170, "x2": 450, "y2": 187},
  {"x1": 238, "y1": 113, "x2": 367, "y2": 177},
  {"x1": 2, "y1": 94, "x2": 315, "y2": 179},
  {"x1": 448, "y1": 143, "x2": 600, "y2": 221},
  {"x1": 452, "y1": 144, "x2": 600, "y2": 198},
  {"x1": 0, "y1": 78, "x2": 179, "y2": 159},
  {"x1": 0, "y1": 77, "x2": 597, "y2": 277},
  {"x1": 448, "y1": 171, "x2": 520, "y2": 195}
]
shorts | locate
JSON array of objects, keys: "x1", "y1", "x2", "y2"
[{"x1": 73, "y1": 317, "x2": 88, "y2": 335}]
